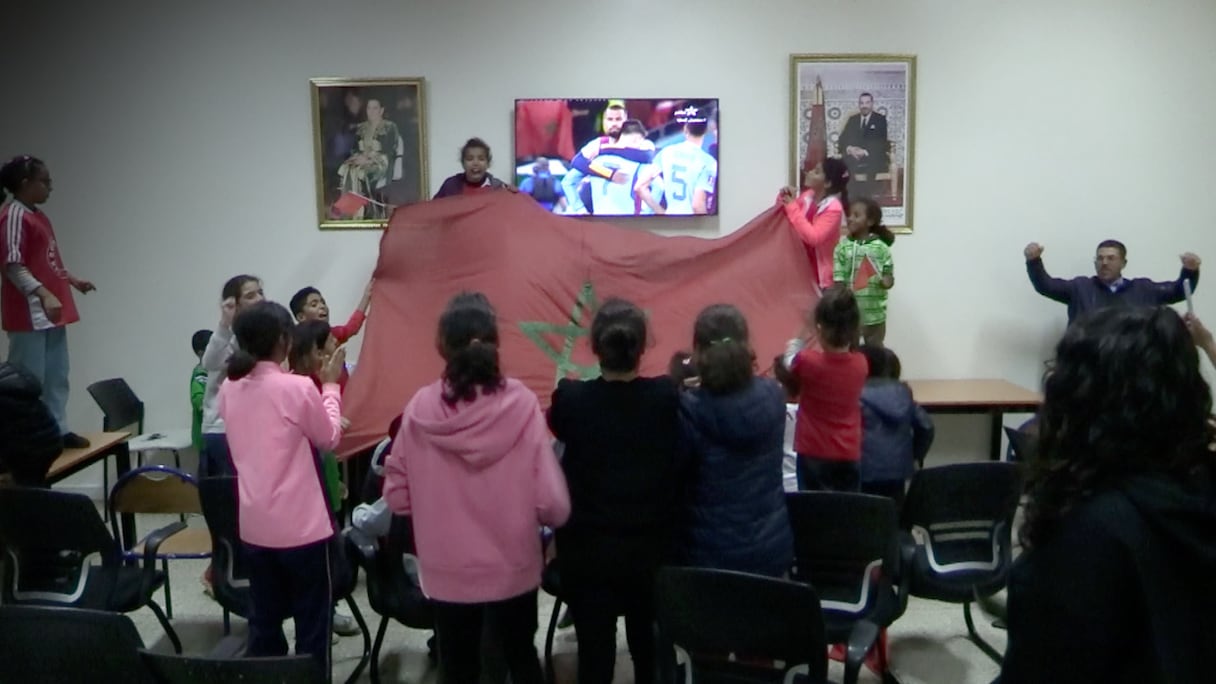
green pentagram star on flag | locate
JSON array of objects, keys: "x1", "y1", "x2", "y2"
[{"x1": 519, "y1": 281, "x2": 602, "y2": 386}]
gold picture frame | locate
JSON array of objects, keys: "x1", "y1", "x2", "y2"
[
  {"x1": 790, "y1": 54, "x2": 916, "y2": 232},
  {"x1": 310, "y1": 77, "x2": 429, "y2": 230}
]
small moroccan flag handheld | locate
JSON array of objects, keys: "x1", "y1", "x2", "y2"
[
  {"x1": 338, "y1": 192, "x2": 818, "y2": 456},
  {"x1": 852, "y1": 254, "x2": 879, "y2": 291}
]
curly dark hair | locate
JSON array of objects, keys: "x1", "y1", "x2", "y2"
[{"x1": 1021, "y1": 306, "x2": 1215, "y2": 549}]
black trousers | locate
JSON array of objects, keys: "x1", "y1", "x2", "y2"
[
  {"x1": 244, "y1": 538, "x2": 333, "y2": 679},
  {"x1": 432, "y1": 589, "x2": 544, "y2": 684},
  {"x1": 569, "y1": 572, "x2": 656, "y2": 684},
  {"x1": 796, "y1": 455, "x2": 861, "y2": 492}
]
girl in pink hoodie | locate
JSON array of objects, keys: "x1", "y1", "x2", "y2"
[
  {"x1": 383, "y1": 291, "x2": 570, "y2": 684},
  {"x1": 777, "y1": 157, "x2": 851, "y2": 290},
  {"x1": 218, "y1": 301, "x2": 347, "y2": 676}
]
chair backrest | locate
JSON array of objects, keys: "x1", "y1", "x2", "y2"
[
  {"x1": 109, "y1": 466, "x2": 203, "y2": 546},
  {"x1": 363, "y1": 514, "x2": 432, "y2": 627},
  {"x1": 902, "y1": 463, "x2": 1023, "y2": 577},
  {"x1": 86, "y1": 378, "x2": 144, "y2": 434},
  {"x1": 654, "y1": 566, "x2": 828, "y2": 683},
  {"x1": 0, "y1": 487, "x2": 120, "y2": 603},
  {"x1": 786, "y1": 492, "x2": 898, "y2": 616},
  {"x1": 198, "y1": 476, "x2": 250, "y2": 614},
  {"x1": 140, "y1": 650, "x2": 323, "y2": 684},
  {"x1": 0, "y1": 606, "x2": 152, "y2": 683},
  {"x1": 360, "y1": 437, "x2": 391, "y2": 504},
  {"x1": 1004, "y1": 426, "x2": 1039, "y2": 463}
]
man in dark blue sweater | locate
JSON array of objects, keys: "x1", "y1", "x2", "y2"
[{"x1": 1024, "y1": 239, "x2": 1200, "y2": 324}]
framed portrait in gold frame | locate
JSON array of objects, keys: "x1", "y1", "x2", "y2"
[
  {"x1": 790, "y1": 55, "x2": 916, "y2": 232},
  {"x1": 310, "y1": 77, "x2": 429, "y2": 230}
]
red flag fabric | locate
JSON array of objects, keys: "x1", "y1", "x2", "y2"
[
  {"x1": 852, "y1": 254, "x2": 879, "y2": 291},
  {"x1": 338, "y1": 193, "x2": 817, "y2": 456},
  {"x1": 513, "y1": 100, "x2": 576, "y2": 161},
  {"x1": 331, "y1": 192, "x2": 370, "y2": 218}
]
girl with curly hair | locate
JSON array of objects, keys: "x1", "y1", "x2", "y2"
[{"x1": 1002, "y1": 306, "x2": 1216, "y2": 683}]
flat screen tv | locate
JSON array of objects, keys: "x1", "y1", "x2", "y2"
[{"x1": 514, "y1": 98, "x2": 719, "y2": 217}]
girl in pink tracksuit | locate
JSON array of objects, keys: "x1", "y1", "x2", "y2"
[
  {"x1": 776, "y1": 157, "x2": 851, "y2": 291},
  {"x1": 383, "y1": 291, "x2": 570, "y2": 684}
]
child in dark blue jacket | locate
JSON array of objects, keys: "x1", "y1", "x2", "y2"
[{"x1": 857, "y1": 346, "x2": 934, "y2": 506}]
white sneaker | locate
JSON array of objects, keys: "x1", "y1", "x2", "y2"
[{"x1": 333, "y1": 609, "x2": 359, "y2": 637}]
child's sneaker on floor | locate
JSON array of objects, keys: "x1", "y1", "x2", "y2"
[
  {"x1": 333, "y1": 609, "x2": 360, "y2": 636},
  {"x1": 200, "y1": 566, "x2": 214, "y2": 598}
]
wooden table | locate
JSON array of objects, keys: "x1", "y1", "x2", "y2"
[
  {"x1": 906, "y1": 379, "x2": 1042, "y2": 461},
  {"x1": 46, "y1": 431, "x2": 136, "y2": 546}
]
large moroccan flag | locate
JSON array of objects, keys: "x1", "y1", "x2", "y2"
[{"x1": 338, "y1": 192, "x2": 817, "y2": 456}]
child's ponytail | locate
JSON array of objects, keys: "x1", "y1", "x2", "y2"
[
  {"x1": 227, "y1": 350, "x2": 259, "y2": 381},
  {"x1": 227, "y1": 301, "x2": 294, "y2": 381},
  {"x1": 437, "y1": 292, "x2": 505, "y2": 406}
]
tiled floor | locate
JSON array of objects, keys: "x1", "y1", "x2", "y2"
[{"x1": 127, "y1": 522, "x2": 1005, "y2": 684}]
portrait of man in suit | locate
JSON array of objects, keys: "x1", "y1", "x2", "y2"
[{"x1": 836, "y1": 92, "x2": 890, "y2": 177}]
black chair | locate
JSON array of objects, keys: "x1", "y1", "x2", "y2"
[
  {"x1": 346, "y1": 514, "x2": 435, "y2": 684},
  {"x1": 900, "y1": 462, "x2": 1022, "y2": 663},
  {"x1": 0, "y1": 486, "x2": 183, "y2": 653},
  {"x1": 197, "y1": 476, "x2": 373, "y2": 684},
  {"x1": 0, "y1": 605, "x2": 154, "y2": 682},
  {"x1": 87, "y1": 378, "x2": 192, "y2": 500},
  {"x1": 786, "y1": 492, "x2": 906, "y2": 684},
  {"x1": 654, "y1": 566, "x2": 830, "y2": 683},
  {"x1": 140, "y1": 650, "x2": 325, "y2": 684},
  {"x1": 1003, "y1": 425, "x2": 1039, "y2": 463},
  {"x1": 198, "y1": 476, "x2": 251, "y2": 635}
]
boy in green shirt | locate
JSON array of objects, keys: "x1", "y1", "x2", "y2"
[{"x1": 190, "y1": 330, "x2": 212, "y2": 452}]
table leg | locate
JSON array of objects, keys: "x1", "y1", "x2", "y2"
[
  {"x1": 114, "y1": 442, "x2": 136, "y2": 550},
  {"x1": 990, "y1": 412, "x2": 1003, "y2": 462}
]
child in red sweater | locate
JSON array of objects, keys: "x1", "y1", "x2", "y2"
[
  {"x1": 779, "y1": 286, "x2": 868, "y2": 491},
  {"x1": 290, "y1": 278, "x2": 373, "y2": 345}
]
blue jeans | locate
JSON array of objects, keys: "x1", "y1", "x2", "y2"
[{"x1": 7, "y1": 327, "x2": 70, "y2": 435}]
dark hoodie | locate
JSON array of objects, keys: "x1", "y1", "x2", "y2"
[
  {"x1": 679, "y1": 376, "x2": 793, "y2": 577},
  {"x1": 1001, "y1": 471, "x2": 1216, "y2": 683},
  {"x1": 0, "y1": 362, "x2": 62, "y2": 484},
  {"x1": 859, "y1": 380, "x2": 935, "y2": 483}
]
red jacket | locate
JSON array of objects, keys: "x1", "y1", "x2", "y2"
[{"x1": 778, "y1": 190, "x2": 843, "y2": 290}]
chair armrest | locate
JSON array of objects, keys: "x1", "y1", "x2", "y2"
[
  {"x1": 844, "y1": 619, "x2": 880, "y2": 684},
  {"x1": 141, "y1": 521, "x2": 187, "y2": 569},
  {"x1": 896, "y1": 530, "x2": 917, "y2": 615},
  {"x1": 343, "y1": 527, "x2": 379, "y2": 567}
]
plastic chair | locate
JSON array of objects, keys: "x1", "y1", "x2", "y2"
[
  {"x1": 0, "y1": 486, "x2": 182, "y2": 653},
  {"x1": 0, "y1": 605, "x2": 154, "y2": 683},
  {"x1": 346, "y1": 515, "x2": 435, "y2": 683},
  {"x1": 110, "y1": 465, "x2": 212, "y2": 618},
  {"x1": 786, "y1": 492, "x2": 907, "y2": 684},
  {"x1": 87, "y1": 378, "x2": 192, "y2": 495},
  {"x1": 654, "y1": 566, "x2": 830, "y2": 683},
  {"x1": 139, "y1": 649, "x2": 324, "y2": 684},
  {"x1": 900, "y1": 462, "x2": 1023, "y2": 663}
]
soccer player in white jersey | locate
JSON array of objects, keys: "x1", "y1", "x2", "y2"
[{"x1": 635, "y1": 112, "x2": 717, "y2": 215}]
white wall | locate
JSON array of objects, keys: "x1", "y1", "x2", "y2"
[{"x1": 3, "y1": 0, "x2": 1215, "y2": 494}]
